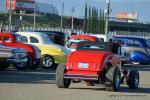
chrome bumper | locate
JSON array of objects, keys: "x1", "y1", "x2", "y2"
[
  {"x1": 64, "y1": 74, "x2": 98, "y2": 80},
  {"x1": 7, "y1": 58, "x2": 28, "y2": 63}
]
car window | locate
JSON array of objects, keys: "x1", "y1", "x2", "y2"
[
  {"x1": 17, "y1": 36, "x2": 28, "y2": 43},
  {"x1": 14, "y1": 34, "x2": 28, "y2": 43},
  {"x1": 113, "y1": 39, "x2": 125, "y2": 45},
  {"x1": 4, "y1": 37, "x2": 11, "y2": 43},
  {"x1": 30, "y1": 37, "x2": 39, "y2": 43},
  {"x1": 146, "y1": 40, "x2": 150, "y2": 48},
  {"x1": 126, "y1": 39, "x2": 142, "y2": 47}
]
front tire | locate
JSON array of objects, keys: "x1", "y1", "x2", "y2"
[
  {"x1": 0, "y1": 62, "x2": 9, "y2": 71},
  {"x1": 105, "y1": 67, "x2": 121, "y2": 91},
  {"x1": 127, "y1": 70, "x2": 139, "y2": 89},
  {"x1": 56, "y1": 63, "x2": 71, "y2": 88},
  {"x1": 15, "y1": 54, "x2": 32, "y2": 70}
]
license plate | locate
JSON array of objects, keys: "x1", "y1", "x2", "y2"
[{"x1": 78, "y1": 62, "x2": 89, "y2": 68}]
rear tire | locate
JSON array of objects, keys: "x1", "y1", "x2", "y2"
[
  {"x1": 127, "y1": 70, "x2": 139, "y2": 89},
  {"x1": 56, "y1": 63, "x2": 71, "y2": 88},
  {"x1": 105, "y1": 67, "x2": 121, "y2": 91}
]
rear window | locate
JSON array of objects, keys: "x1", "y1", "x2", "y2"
[
  {"x1": 30, "y1": 37, "x2": 39, "y2": 43},
  {"x1": 77, "y1": 42, "x2": 120, "y2": 54},
  {"x1": 126, "y1": 39, "x2": 142, "y2": 47},
  {"x1": 84, "y1": 44, "x2": 105, "y2": 50}
]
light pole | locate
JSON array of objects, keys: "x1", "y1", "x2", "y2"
[
  {"x1": 71, "y1": 7, "x2": 74, "y2": 30},
  {"x1": 33, "y1": 0, "x2": 36, "y2": 29},
  {"x1": 60, "y1": 2, "x2": 64, "y2": 30},
  {"x1": 104, "y1": 0, "x2": 111, "y2": 42},
  {"x1": 9, "y1": 0, "x2": 12, "y2": 32},
  {"x1": 20, "y1": 11, "x2": 23, "y2": 28}
]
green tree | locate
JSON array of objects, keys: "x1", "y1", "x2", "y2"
[
  {"x1": 87, "y1": 6, "x2": 91, "y2": 33},
  {"x1": 83, "y1": 3, "x2": 88, "y2": 33}
]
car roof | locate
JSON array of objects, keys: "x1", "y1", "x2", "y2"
[
  {"x1": 31, "y1": 31, "x2": 67, "y2": 36},
  {"x1": 77, "y1": 41, "x2": 120, "y2": 54},
  {"x1": 15, "y1": 31, "x2": 49, "y2": 37},
  {"x1": 114, "y1": 36, "x2": 146, "y2": 41},
  {"x1": 70, "y1": 35, "x2": 98, "y2": 42},
  {"x1": 113, "y1": 36, "x2": 147, "y2": 45}
]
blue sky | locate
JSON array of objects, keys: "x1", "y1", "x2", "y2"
[
  {"x1": 35, "y1": 0, "x2": 150, "y2": 22},
  {"x1": 0, "y1": 0, "x2": 149, "y2": 22}
]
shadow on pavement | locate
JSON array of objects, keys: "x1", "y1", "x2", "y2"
[
  {"x1": 69, "y1": 85, "x2": 150, "y2": 94},
  {"x1": 0, "y1": 69, "x2": 56, "y2": 84},
  {"x1": 122, "y1": 64, "x2": 150, "y2": 71},
  {"x1": 120, "y1": 87, "x2": 150, "y2": 94}
]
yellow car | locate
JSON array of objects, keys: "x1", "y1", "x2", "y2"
[{"x1": 14, "y1": 32, "x2": 70, "y2": 69}]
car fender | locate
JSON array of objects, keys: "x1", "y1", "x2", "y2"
[
  {"x1": 130, "y1": 51, "x2": 150, "y2": 63},
  {"x1": 28, "y1": 44, "x2": 41, "y2": 59},
  {"x1": 103, "y1": 54, "x2": 121, "y2": 70},
  {"x1": 38, "y1": 45, "x2": 67, "y2": 64}
]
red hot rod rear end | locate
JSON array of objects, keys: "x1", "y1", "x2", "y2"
[{"x1": 56, "y1": 41, "x2": 139, "y2": 91}]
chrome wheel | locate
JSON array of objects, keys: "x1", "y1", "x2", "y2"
[
  {"x1": 134, "y1": 74, "x2": 139, "y2": 88},
  {"x1": 42, "y1": 55, "x2": 54, "y2": 69},
  {"x1": 115, "y1": 74, "x2": 120, "y2": 89}
]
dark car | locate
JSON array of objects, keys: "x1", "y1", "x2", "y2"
[
  {"x1": 32, "y1": 31, "x2": 67, "y2": 46},
  {"x1": 112, "y1": 36, "x2": 150, "y2": 64},
  {"x1": 0, "y1": 44, "x2": 28, "y2": 70}
]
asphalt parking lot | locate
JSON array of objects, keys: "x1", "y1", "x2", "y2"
[{"x1": 0, "y1": 65, "x2": 150, "y2": 100}]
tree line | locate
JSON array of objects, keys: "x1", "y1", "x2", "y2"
[{"x1": 83, "y1": 4, "x2": 105, "y2": 34}]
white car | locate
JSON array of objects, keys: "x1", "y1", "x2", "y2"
[{"x1": 14, "y1": 32, "x2": 70, "y2": 69}]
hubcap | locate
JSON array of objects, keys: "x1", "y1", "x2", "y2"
[
  {"x1": 134, "y1": 74, "x2": 139, "y2": 87},
  {"x1": 43, "y1": 57, "x2": 53, "y2": 67},
  {"x1": 115, "y1": 74, "x2": 120, "y2": 89}
]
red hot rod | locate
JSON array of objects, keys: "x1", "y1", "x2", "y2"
[
  {"x1": 56, "y1": 41, "x2": 139, "y2": 91},
  {"x1": 0, "y1": 33, "x2": 41, "y2": 70}
]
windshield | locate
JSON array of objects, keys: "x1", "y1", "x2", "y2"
[
  {"x1": 43, "y1": 35, "x2": 53, "y2": 44},
  {"x1": 14, "y1": 34, "x2": 28, "y2": 43}
]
